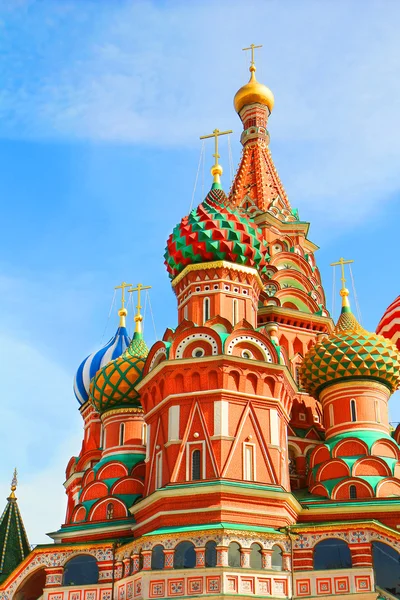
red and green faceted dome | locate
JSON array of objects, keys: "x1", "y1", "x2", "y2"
[
  {"x1": 165, "y1": 186, "x2": 269, "y2": 280},
  {"x1": 89, "y1": 333, "x2": 148, "y2": 414}
]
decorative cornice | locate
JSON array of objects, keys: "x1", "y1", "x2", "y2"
[
  {"x1": 171, "y1": 260, "x2": 263, "y2": 289},
  {"x1": 101, "y1": 406, "x2": 144, "y2": 420}
]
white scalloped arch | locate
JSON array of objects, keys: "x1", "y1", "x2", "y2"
[
  {"x1": 175, "y1": 334, "x2": 219, "y2": 359},
  {"x1": 226, "y1": 335, "x2": 273, "y2": 363}
]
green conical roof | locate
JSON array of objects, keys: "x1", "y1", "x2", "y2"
[{"x1": 0, "y1": 472, "x2": 30, "y2": 583}]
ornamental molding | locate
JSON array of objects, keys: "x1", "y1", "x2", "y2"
[
  {"x1": 149, "y1": 347, "x2": 167, "y2": 372},
  {"x1": 0, "y1": 545, "x2": 114, "y2": 598},
  {"x1": 175, "y1": 333, "x2": 219, "y2": 359},
  {"x1": 101, "y1": 407, "x2": 144, "y2": 420},
  {"x1": 117, "y1": 530, "x2": 290, "y2": 560},
  {"x1": 171, "y1": 260, "x2": 263, "y2": 290},
  {"x1": 226, "y1": 334, "x2": 273, "y2": 363}
]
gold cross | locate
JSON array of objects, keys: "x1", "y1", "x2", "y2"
[
  {"x1": 115, "y1": 281, "x2": 132, "y2": 310},
  {"x1": 330, "y1": 257, "x2": 354, "y2": 289},
  {"x1": 243, "y1": 43, "x2": 263, "y2": 67},
  {"x1": 128, "y1": 283, "x2": 152, "y2": 333},
  {"x1": 200, "y1": 128, "x2": 232, "y2": 183}
]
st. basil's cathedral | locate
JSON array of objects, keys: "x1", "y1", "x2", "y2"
[{"x1": 1, "y1": 46, "x2": 400, "y2": 600}]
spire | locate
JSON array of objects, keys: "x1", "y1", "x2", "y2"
[
  {"x1": 0, "y1": 470, "x2": 30, "y2": 583},
  {"x1": 230, "y1": 46, "x2": 294, "y2": 220},
  {"x1": 200, "y1": 128, "x2": 232, "y2": 188},
  {"x1": 128, "y1": 283, "x2": 152, "y2": 335},
  {"x1": 115, "y1": 281, "x2": 132, "y2": 327},
  {"x1": 8, "y1": 468, "x2": 17, "y2": 500},
  {"x1": 330, "y1": 258, "x2": 365, "y2": 334}
]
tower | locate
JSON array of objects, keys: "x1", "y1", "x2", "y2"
[
  {"x1": 0, "y1": 471, "x2": 30, "y2": 584},
  {"x1": 56, "y1": 286, "x2": 149, "y2": 544},
  {"x1": 131, "y1": 126, "x2": 299, "y2": 538},
  {"x1": 300, "y1": 271, "x2": 400, "y2": 502}
]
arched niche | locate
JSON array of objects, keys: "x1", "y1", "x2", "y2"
[{"x1": 313, "y1": 539, "x2": 352, "y2": 570}]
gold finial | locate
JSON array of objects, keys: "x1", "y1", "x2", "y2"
[
  {"x1": 199, "y1": 128, "x2": 233, "y2": 185},
  {"x1": 243, "y1": 43, "x2": 263, "y2": 72},
  {"x1": 128, "y1": 283, "x2": 152, "y2": 334},
  {"x1": 9, "y1": 468, "x2": 17, "y2": 500},
  {"x1": 234, "y1": 44, "x2": 274, "y2": 114},
  {"x1": 115, "y1": 281, "x2": 132, "y2": 327},
  {"x1": 330, "y1": 257, "x2": 354, "y2": 308}
]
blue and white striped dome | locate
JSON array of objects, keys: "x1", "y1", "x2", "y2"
[{"x1": 74, "y1": 325, "x2": 131, "y2": 405}]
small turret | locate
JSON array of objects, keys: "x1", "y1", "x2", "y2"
[{"x1": 0, "y1": 470, "x2": 30, "y2": 583}]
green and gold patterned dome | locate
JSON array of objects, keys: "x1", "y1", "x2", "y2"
[
  {"x1": 89, "y1": 332, "x2": 148, "y2": 414},
  {"x1": 300, "y1": 289, "x2": 400, "y2": 398}
]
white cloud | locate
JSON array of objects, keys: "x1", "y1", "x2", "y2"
[{"x1": 0, "y1": 0, "x2": 399, "y2": 225}]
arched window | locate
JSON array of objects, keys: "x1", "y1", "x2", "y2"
[
  {"x1": 184, "y1": 305, "x2": 188, "y2": 320},
  {"x1": 63, "y1": 555, "x2": 99, "y2": 586},
  {"x1": 228, "y1": 542, "x2": 241, "y2": 568},
  {"x1": 100, "y1": 426, "x2": 105, "y2": 449},
  {"x1": 151, "y1": 545, "x2": 165, "y2": 570},
  {"x1": 375, "y1": 400, "x2": 381, "y2": 423},
  {"x1": 314, "y1": 539, "x2": 352, "y2": 570},
  {"x1": 329, "y1": 404, "x2": 334, "y2": 427},
  {"x1": 232, "y1": 299, "x2": 239, "y2": 325},
  {"x1": 205, "y1": 541, "x2": 217, "y2": 568},
  {"x1": 350, "y1": 399, "x2": 357, "y2": 422},
  {"x1": 192, "y1": 449, "x2": 201, "y2": 480},
  {"x1": 142, "y1": 423, "x2": 147, "y2": 446},
  {"x1": 106, "y1": 502, "x2": 114, "y2": 520},
  {"x1": 349, "y1": 484, "x2": 357, "y2": 499},
  {"x1": 271, "y1": 545, "x2": 283, "y2": 570},
  {"x1": 119, "y1": 423, "x2": 125, "y2": 446},
  {"x1": 203, "y1": 297, "x2": 210, "y2": 323},
  {"x1": 250, "y1": 543, "x2": 262, "y2": 570},
  {"x1": 373, "y1": 541, "x2": 400, "y2": 596},
  {"x1": 174, "y1": 541, "x2": 196, "y2": 569}
]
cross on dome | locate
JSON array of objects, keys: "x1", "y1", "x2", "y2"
[
  {"x1": 115, "y1": 281, "x2": 132, "y2": 327},
  {"x1": 242, "y1": 43, "x2": 263, "y2": 69},
  {"x1": 199, "y1": 128, "x2": 232, "y2": 187},
  {"x1": 128, "y1": 283, "x2": 152, "y2": 334},
  {"x1": 330, "y1": 257, "x2": 354, "y2": 310}
]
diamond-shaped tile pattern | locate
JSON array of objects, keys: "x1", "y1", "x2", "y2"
[
  {"x1": 300, "y1": 309, "x2": 400, "y2": 398},
  {"x1": 90, "y1": 333, "x2": 148, "y2": 414},
  {"x1": 164, "y1": 187, "x2": 269, "y2": 280}
]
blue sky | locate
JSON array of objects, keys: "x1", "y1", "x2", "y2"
[{"x1": 0, "y1": 0, "x2": 399, "y2": 544}]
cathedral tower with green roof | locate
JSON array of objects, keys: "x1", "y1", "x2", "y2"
[{"x1": 0, "y1": 470, "x2": 30, "y2": 584}]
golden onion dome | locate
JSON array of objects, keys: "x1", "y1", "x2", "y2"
[
  {"x1": 234, "y1": 65, "x2": 275, "y2": 114},
  {"x1": 299, "y1": 289, "x2": 400, "y2": 398}
]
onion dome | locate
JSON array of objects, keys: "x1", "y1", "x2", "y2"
[
  {"x1": 234, "y1": 64, "x2": 274, "y2": 114},
  {"x1": 89, "y1": 330, "x2": 148, "y2": 414},
  {"x1": 74, "y1": 308, "x2": 131, "y2": 405},
  {"x1": 300, "y1": 288, "x2": 400, "y2": 398},
  {"x1": 376, "y1": 295, "x2": 400, "y2": 351},
  {"x1": 165, "y1": 184, "x2": 269, "y2": 280}
]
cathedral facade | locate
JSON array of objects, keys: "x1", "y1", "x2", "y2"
[{"x1": 2, "y1": 49, "x2": 400, "y2": 600}]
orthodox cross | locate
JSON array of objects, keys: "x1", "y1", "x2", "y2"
[
  {"x1": 243, "y1": 43, "x2": 263, "y2": 67},
  {"x1": 200, "y1": 128, "x2": 233, "y2": 173},
  {"x1": 9, "y1": 468, "x2": 17, "y2": 500},
  {"x1": 115, "y1": 281, "x2": 132, "y2": 310},
  {"x1": 128, "y1": 283, "x2": 152, "y2": 333},
  {"x1": 330, "y1": 257, "x2": 354, "y2": 289}
]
